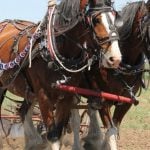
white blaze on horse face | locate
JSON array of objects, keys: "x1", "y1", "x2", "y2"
[{"x1": 101, "y1": 12, "x2": 122, "y2": 68}]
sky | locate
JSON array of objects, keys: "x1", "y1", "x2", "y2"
[{"x1": 0, "y1": 0, "x2": 147, "y2": 23}]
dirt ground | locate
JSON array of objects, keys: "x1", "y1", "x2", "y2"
[{"x1": 1, "y1": 128, "x2": 150, "y2": 150}]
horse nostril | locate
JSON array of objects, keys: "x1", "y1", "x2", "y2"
[
  {"x1": 108, "y1": 56, "x2": 121, "y2": 68},
  {"x1": 109, "y1": 57, "x2": 114, "y2": 62}
]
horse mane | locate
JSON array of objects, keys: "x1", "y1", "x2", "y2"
[
  {"x1": 55, "y1": 0, "x2": 81, "y2": 30},
  {"x1": 119, "y1": 1, "x2": 145, "y2": 41}
]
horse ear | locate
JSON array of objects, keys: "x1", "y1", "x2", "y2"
[{"x1": 114, "y1": 11, "x2": 124, "y2": 28}]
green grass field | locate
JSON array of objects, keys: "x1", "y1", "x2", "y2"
[
  {"x1": 120, "y1": 86, "x2": 150, "y2": 130},
  {"x1": 2, "y1": 91, "x2": 23, "y2": 115}
]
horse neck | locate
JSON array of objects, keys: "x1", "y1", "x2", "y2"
[
  {"x1": 120, "y1": 3, "x2": 147, "y2": 65},
  {"x1": 122, "y1": 28, "x2": 144, "y2": 65},
  {"x1": 57, "y1": 22, "x2": 92, "y2": 58}
]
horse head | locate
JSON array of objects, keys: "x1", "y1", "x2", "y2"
[{"x1": 86, "y1": 0, "x2": 122, "y2": 68}]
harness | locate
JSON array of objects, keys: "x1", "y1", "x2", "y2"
[{"x1": 0, "y1": 20, "x2": 45, "y2": 88}]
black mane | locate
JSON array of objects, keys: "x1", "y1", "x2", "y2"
[{"x1": 119, "y1": 1, "x2": 145, "y2": 41}]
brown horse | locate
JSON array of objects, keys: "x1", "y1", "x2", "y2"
[
  {"x1": 0, "y1": 0, "x2": 122, "y2": 149},
  {"x1": 79, "y1": 1, "x2": 150, "y2": 150}
]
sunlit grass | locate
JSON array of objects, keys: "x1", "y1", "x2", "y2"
[
  {"x1": 121, "y1": 87, "x2": 150, "y2": 130},
  {"x1": 2, "y1": 91, "x2": 23, "y2": 115}
]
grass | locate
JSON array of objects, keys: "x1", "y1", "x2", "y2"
[
  {"x1": 121, "y1": 87, "x2": 150, "y2": 130},
  {"x1": 2, "y1": 91, "x2": 23, "y2": 115}
]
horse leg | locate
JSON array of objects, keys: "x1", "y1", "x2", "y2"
[
  {"x1": 0, "y1": 88, "x2": 7, "y2": 149},
  {"x1": 99, "y1": 106, "x2": 118, "y2": 150},
  {"x1": 101, "y1": 103, "x2": 132, "y2": 150},
  {"x1": 112, "y1": 103, "x2": 132, "y2": 129},
  {"x1": 70, "y1": 108, "x2": 82, "y2": 150},
  {"x1": 21, "y1": 100, "x2": 44, "y2": 150},
  {"x1": 69, "y1": 96, "x2": 83, "y2": 150},
  {"x1": 37, "y1": 88, "x2": 56, "y2": 149},
  {"x1": 46, "y1": 96, "x2": 73, "y2": 150},
  {"x1": 38, "y1": 88, "x2": 71, "y2": 150},
  {"x1": 83, "y1": 107, "x2": 104, "y2": 150},
  {"x1": 99, "y1": 106, "x2": 112, "y2": 129}
]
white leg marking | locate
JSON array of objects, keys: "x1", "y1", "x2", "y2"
[
  {"x1": 70, "y1": 109, "x2": 82, "y2": 150},
  {"x1": 23, "y1": 102, "x2": 43, "y2": 150},
  {"x1": 83, "y1": 108, "x2": 104, "y2": 150},
  {"x1": 103, "y1": 127, "x2": 118, "y2": 150}
]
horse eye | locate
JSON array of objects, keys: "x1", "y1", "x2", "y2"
[{"x1": 93, "y1": 18, "x2": 101, "y2": 25}]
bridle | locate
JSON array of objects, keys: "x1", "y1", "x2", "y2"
[{"x1": 87, "y1": 6, "x2": 120, "y2": 53}]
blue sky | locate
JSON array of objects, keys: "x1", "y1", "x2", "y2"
[
  {"x1": 0, "y1": 0, "x2": 47, "y2": 22},
  {"x1": 0, "y1": 0, "x2": 146, "y2": 22}
]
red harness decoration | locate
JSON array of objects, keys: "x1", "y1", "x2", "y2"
[{"x1": 54, "y1": 84, "x2": 139, "y2": 105}]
